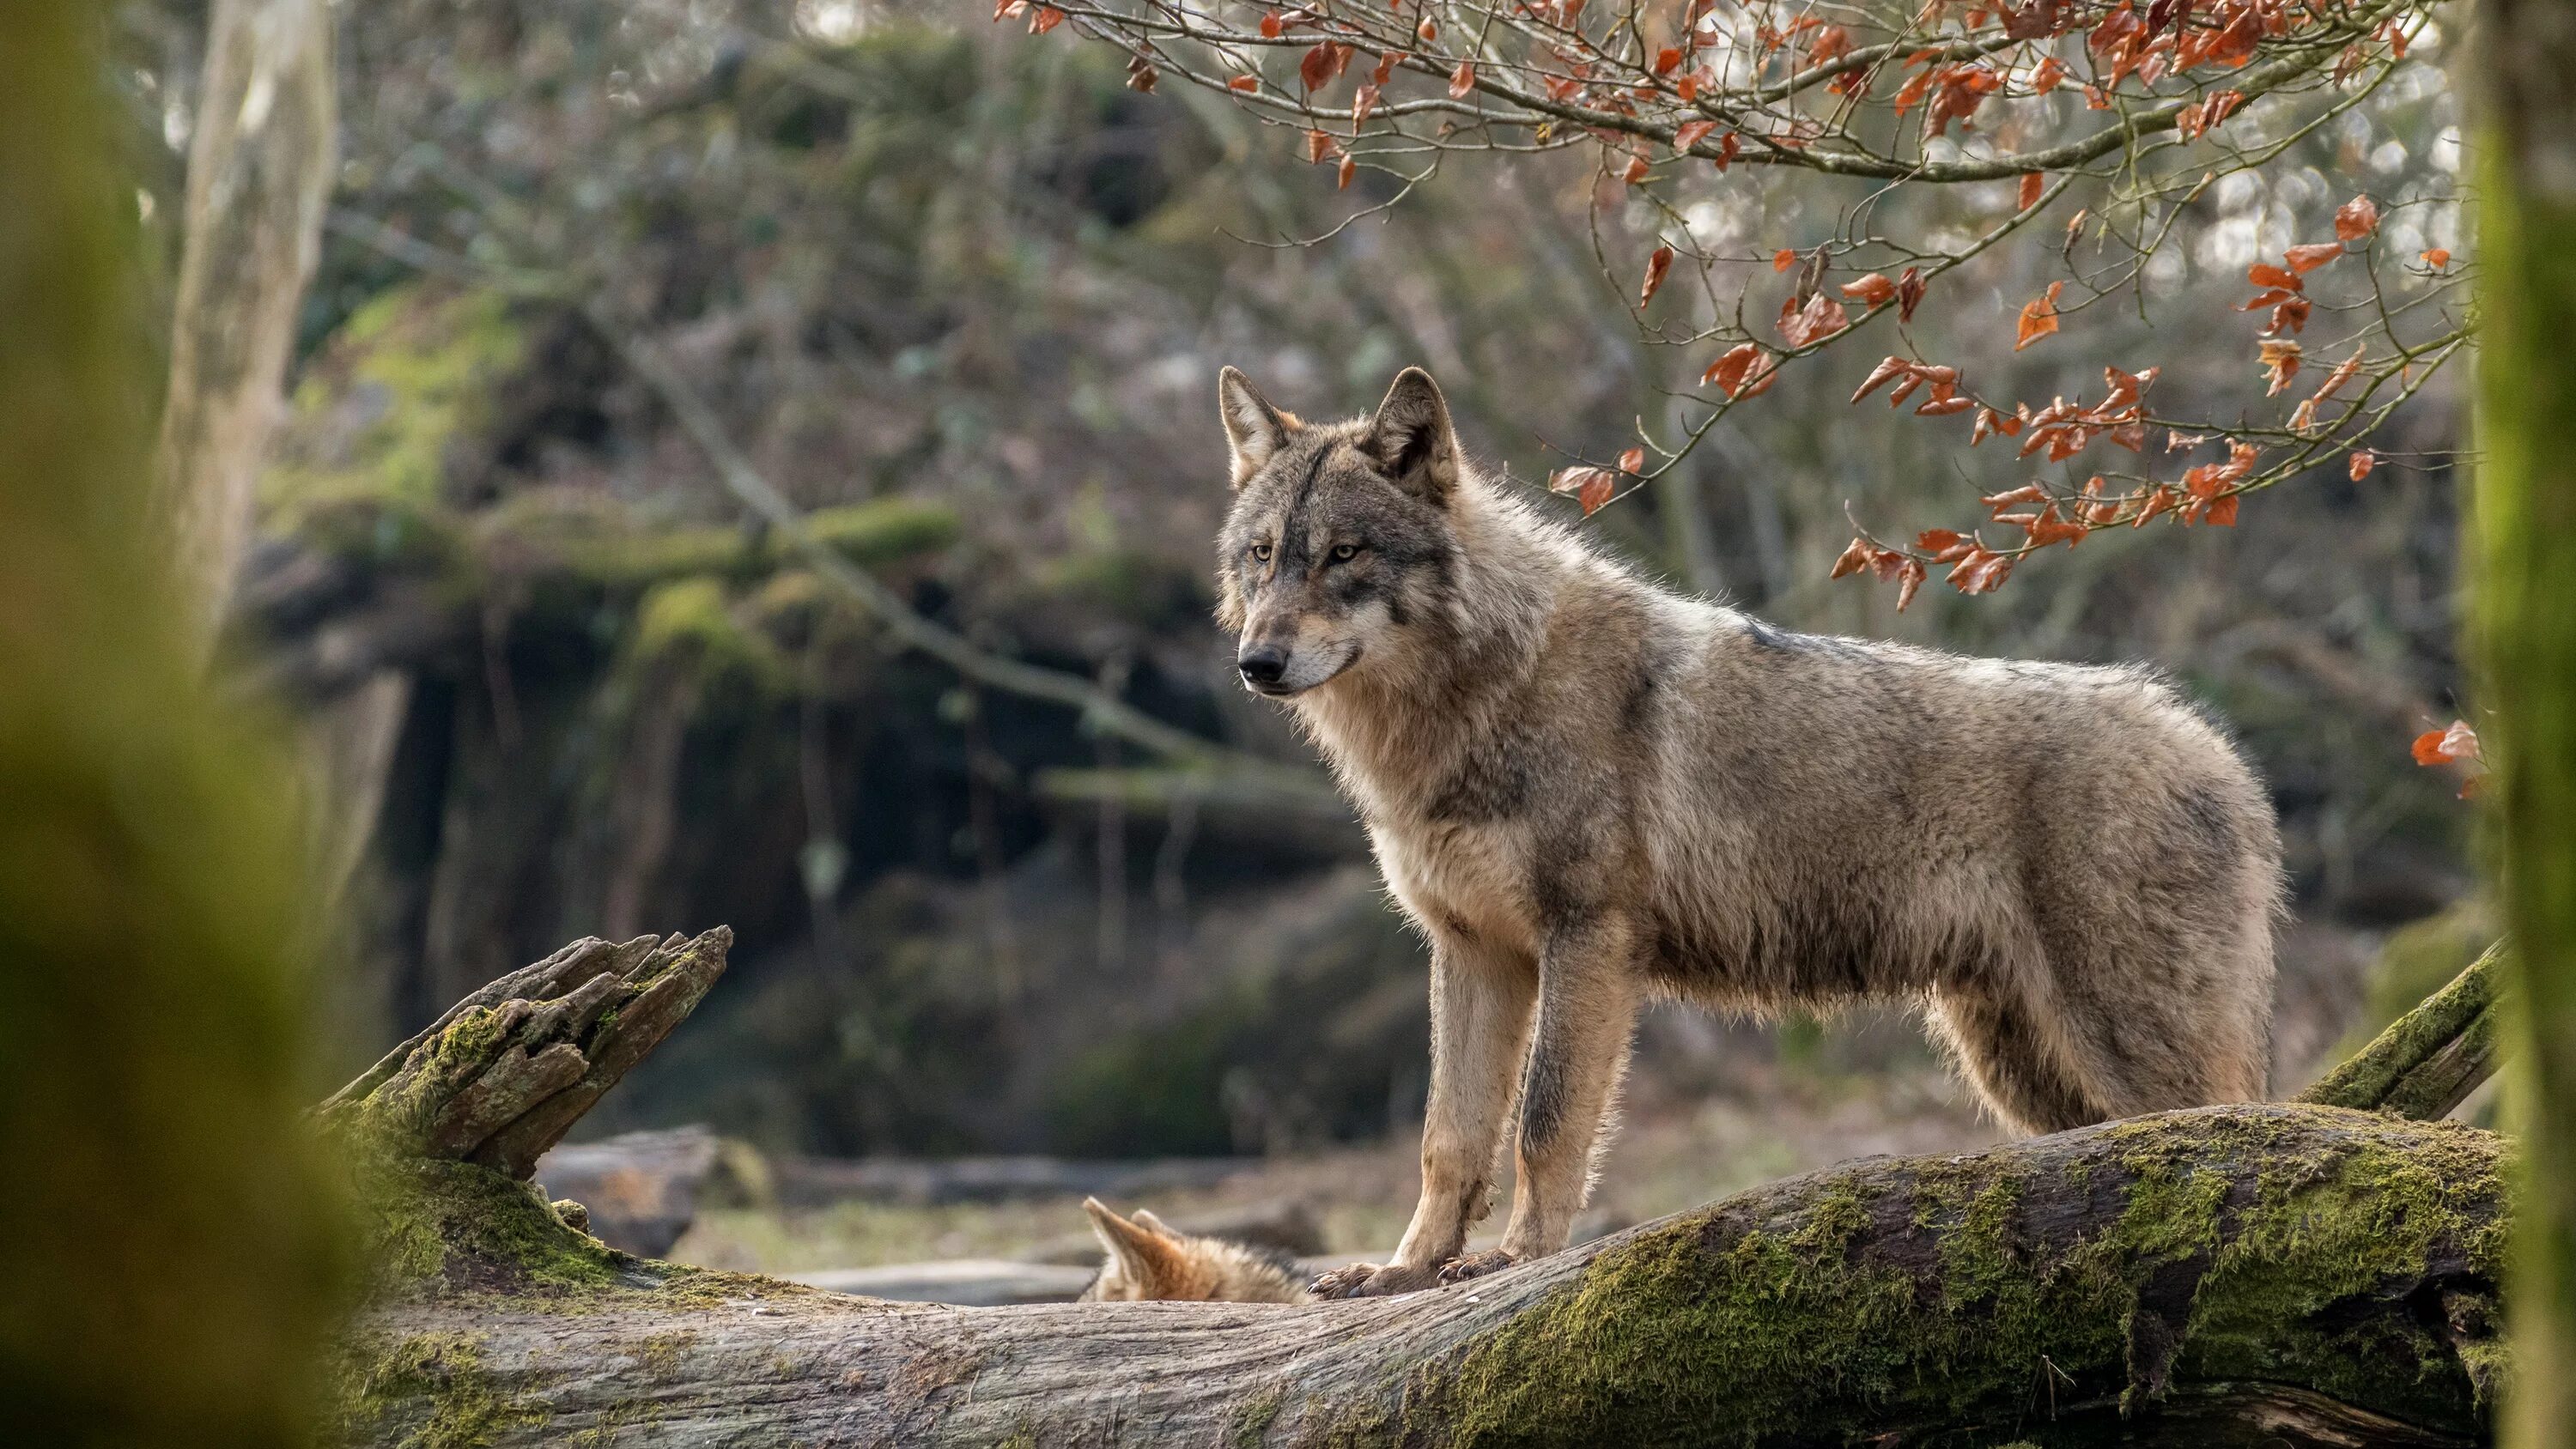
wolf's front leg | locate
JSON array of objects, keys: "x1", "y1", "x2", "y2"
[
  {"x1": 1312, "y1": 935, "x2": 1534, "y2": 1300},
  {"x1": 1454, "y1": 925, "x2": 1640, "y2": 1279}
]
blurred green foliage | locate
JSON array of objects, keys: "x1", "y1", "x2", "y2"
[{"x1": 0, "y1": 6, "x2": 349, "y2": 1443}]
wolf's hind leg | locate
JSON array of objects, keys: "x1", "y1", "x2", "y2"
[
  {"x1": 2047, "y1": 910, "x2": 2275, "y2": 1117},
  {"x1": 1927, "y1": 982, "x2": 2108, "y2": 1136}
]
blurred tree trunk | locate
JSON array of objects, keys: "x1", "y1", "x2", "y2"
[
  {"x1": 151, "y1": 0, "x2": 336, "y2": 658},
  {"x1": 2476, "y1": 3, "x2": 2576, "y2": 1444},
  {"x1": 0, "y1": 5, "x2": 346, "y2": 1446}
]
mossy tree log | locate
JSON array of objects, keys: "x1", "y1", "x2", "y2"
[{"x1": 333, "y1": 937, "x2": 2510, "y2": 1449}]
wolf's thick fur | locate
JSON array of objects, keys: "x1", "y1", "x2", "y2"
[
  {"x1": 1214, "y1": 366, "x2": 2282, "y2": 1299},
  {"x1": 1078, "y1": 1197, "x2": 1312, "y2": 1303}
]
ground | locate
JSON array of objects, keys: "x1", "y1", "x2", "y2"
[{"x1": 667, "y1": 1053, "x2": 2004, "y2": 1274}]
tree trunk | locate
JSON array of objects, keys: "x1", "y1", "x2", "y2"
[
  {"x1": 2473, "y1": 3, "x2": 2576, "y2": 1446},
  {"x1": 153, "y1": 0, "x2": 337, "y2": 657},
  {"x1": 2, "y1": 9, "x2": 347, "y2": 1445},
  {"x1": 326, "y1": 935, "x2": 2508, "y2": 1449}
]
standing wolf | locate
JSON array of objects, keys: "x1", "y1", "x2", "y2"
[{"x1": 1211, "y1": 365, "x2": 2281, "y2": 1299}]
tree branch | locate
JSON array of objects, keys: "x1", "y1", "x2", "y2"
[{"x1": 2299, "y1": 939, "x2": 2506, "y2": 1121}]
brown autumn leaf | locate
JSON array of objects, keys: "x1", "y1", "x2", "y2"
[
  {"x1": 1304, "y1": 130, "x2": 1333, "y2": 163},
  {"x1": 1851, "y1": 355, "x2": 1913, "y2": 402},
  {"x1": 1418, "y1": 16, "x2": 1437, "y2": 41},
  {"x1": 2017, "y1": 172, "x2": 2044, "y2": 209},
  {"x1": 1298, "y1": 40, "x2": 1338, "y2": 91},
  {"x1": 2414, "y1": 719, "x2": 2480, "y2": 766},
  {"x1": 1030, "y1": 5, "x2": 1066, "y2": 32},
  {"x1": 2421, "y1": 247, "x2": 2451, "y2": 270},
  {"x1": 1772, "y1": 249, "x2": 1798, "y2": 272},
  {"x1": 2335, "y1": 195, "x2": 2379, "y2": 241},
  {"x1": 1622, "y1": 153, "x2": 1652, "y2": 185},
  {"x1": 1655, "y1": 46, "x2": 1683, "y2": 73},
  {"x1": 1639, "y1": 245, "x2": 1675, "y2": 307},
  {"x1": 1619, "y1": 446, "x2": 1646, "y2": 474},
  {"x1": 2258, "y1": 337, "x2": 2301, "y2": 395},
  {"x1": 2014, "y1": 280, "x2": 2064, "y2": 350},
  {"x1": 1227, "y1": 74, "x2": 1260, "y2": 92},
  {"x1": 1449, "y1": 60, "x2": 1475, "y2": 98},
  {"x1": 1261, "y1": 9, "x2": 1284, "y2": 38},
  {"x1": 1702, "y1": 343, "x2": 1764, "y2": 397},
  {"x1": 1777, "y1": 292, "x2": 1850, "y2": 348},
  {"x1": 1674, "y1": 119, "x2": 1719, "y2": 152},
  {"x1": 1338, "y1": 154, "x2": 1356, "y2": 189},
  {"x1": 2315, "y1": 344, "x2": 2366, "y2": 400},
  {"x1": 2349, "y1": 449, "x2": 2378, "y2": 481},
  {"x1": 1894, "y1": 557, "x2": 1927, "y2": 611},
  {"x1": 1896, "y1": 265, "x2": 1926, "y2": 322},
  {"x1": 1841, "y1": 272, "x2": 1898, "y2": 308},
  {"x1": 1830, "y1": 537, "x2": 1878, "y2": 579},
  {"x1": 2284, "y1": 241, "x2": 2343, "y2": 274},
  {"x1": 1546, "y1": 465, "x2": 1616, "y2": 515}
]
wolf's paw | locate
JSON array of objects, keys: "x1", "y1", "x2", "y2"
[
  {"x1": 1435, "y1": 1249, "x2": 1521, "y2": 1285},
  {"x1": 1309, "y1": 1261, "x2": 1443, "y2": 1299}
]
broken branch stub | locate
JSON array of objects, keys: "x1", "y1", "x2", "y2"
[
  {"x1": 317, "y1": 927, "x2": 730, "y2": 1179},
  {"x1": 2299, "y1": 939, "x2": 2506, "y2": 1120}
]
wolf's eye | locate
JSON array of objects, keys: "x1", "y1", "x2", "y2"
[
  {"x1": 1249, "y1": 543, "x2": 1273, "y2": 563},
  {"x1": 1331, "y1": 543, "x2": 1361, "y2": 562}
]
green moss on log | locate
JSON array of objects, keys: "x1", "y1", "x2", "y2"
[
  {"x1": 264, "y1": 284, "x2": 529, "y2": 512},
  {"x1": 331, "y1": 1331, "x2": 550, "y2": 1449},
  {"x1": 1333, "y1": 1106, "x2": 2502, "y2": 1446}
]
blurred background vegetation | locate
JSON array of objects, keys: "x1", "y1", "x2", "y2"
[{"x1": 107, "y1": 0, "x2": 2479, "y2": 1196}]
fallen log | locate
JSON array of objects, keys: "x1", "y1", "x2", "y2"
[{"x1": 323, "y1": 932, "x2": 2506, "y2": 1448}]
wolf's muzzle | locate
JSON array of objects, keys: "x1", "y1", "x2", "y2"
[{"x1": 1237, "y1": 643, "x2": 1290, "y2": 690}]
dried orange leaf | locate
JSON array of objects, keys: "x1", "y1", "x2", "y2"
[
  {"x1": 2014, "y1": 280, "x2": 2064, "y2": 351},
  {"x1": 1841, "y1": 272, "x2": 1898, "y2": 307},
  {"x1": 2285, "y1": 242, "x2": 2343, "y2": 274}
]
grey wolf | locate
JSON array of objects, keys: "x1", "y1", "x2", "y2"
[
  {"x1": 1077, "y1": 1197, "x2": 1311, "y2": 1303},
  {"x1": 1212, "y1": 365, "x2": 2281, "y2": 1299}
]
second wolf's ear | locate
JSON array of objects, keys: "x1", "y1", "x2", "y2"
[
  {"x1": 1218, "y1": 367, "x2": 1297, "y2": 488},
  {"x1": 1085, "y1": 1197, "x2": 1184, "y2": 1289},
  {"x1": 1365, "y1": 367, "x2": 1459, "y2": 506}
]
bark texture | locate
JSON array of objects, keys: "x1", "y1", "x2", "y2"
[
  {"x1": 154, "y1": 0, "x2": 337, "y2": 652},
  {"x1": 319, "y1": 928, "x2": 732, "y2": 1181}
]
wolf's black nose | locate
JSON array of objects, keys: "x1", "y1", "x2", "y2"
[{"x1": 1238, "y1": 646, "x2": 1288, "y2": 687}]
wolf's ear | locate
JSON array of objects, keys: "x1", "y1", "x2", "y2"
[
  {"x1": 1085, "y1": 1197, "x2": 1184, "y2": 1291},
  {"x1": 1218, "y1": 367, "x2": 1296, "y2": 488},
  {"x1": 1365, "y1": 367, "x2": 1460, "y2": 506},
  {"x1": 1129, "y1": 1208, "x2": 1177, "y2": 1238}
]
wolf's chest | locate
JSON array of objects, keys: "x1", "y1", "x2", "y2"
[{"x1": 1370, "y1": 817, "x2": 1540, "y2": 956}]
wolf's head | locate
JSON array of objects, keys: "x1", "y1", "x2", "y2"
[{"x1": 1213, "y1": 366, "x2": 1464, "y2": 698}]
